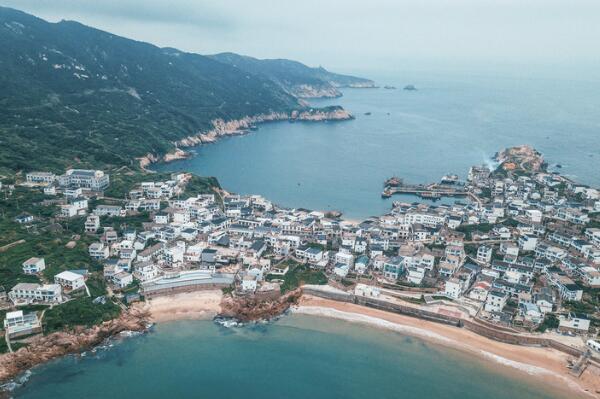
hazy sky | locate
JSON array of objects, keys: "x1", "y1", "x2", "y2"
[{"x1": 4, "y1": 0, "x2": 600, "y2": 77}]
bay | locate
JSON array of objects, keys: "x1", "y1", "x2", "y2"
[{"x1": 155, "y1": 73, "x2": 600, "y2": 219}]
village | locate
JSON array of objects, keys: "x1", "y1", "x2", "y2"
[{"x1": 2, "y1": 146, "x2": 600, "y2": 372}]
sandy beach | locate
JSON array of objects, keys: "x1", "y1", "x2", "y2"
[
  {"x1": 139, "y1": 290, "x2": 223, "y2": 323},
  {"x1": 294, "y1": 295, "x2": 600, "y2": 398}
]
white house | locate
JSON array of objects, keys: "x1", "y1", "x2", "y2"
[
  {"x1": 89, "y1": 242, "x2": 110, "y2": 259},
  {"x1": 3, "y1": 310, "x2": 42, "y2": 338},
  {"x1": 85, "y1": 215, "x2": 100, "y2": 233},
  {"x1": 54, "y1": 271, "x2": 86, "y2": 291},
  {"x1": 484, "y1": 290, "x2": 507, "y2": 313},
  {"x1": 9, "y1": 283, "x2": 62, "y2": 304},
  {"x1": 335, "y1": 252, "x2": 354, "y2": 267},
  {"x1": 444, "y1": 278, "x2": 464, "y2": 299},
  {"x1": 112, "y1": 272, "x2": 133, "y2": 288},
  {"x1": 241, "y1": 274, "x2": 257, "y2": 292},
  {"x1": 477, "y1": 246, "x2": 493, "y2": 264},
  {"x1": 22, "y1": 257, "x2": 45, "y2": 274}
]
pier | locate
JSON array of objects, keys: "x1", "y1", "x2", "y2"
[{"x1": 381, "y1": 176, "x2": 468, "y2": 200}]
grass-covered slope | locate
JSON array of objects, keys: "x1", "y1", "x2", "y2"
[{"x1": 0, "y1": 7, "x2": 301, "y2": 173}]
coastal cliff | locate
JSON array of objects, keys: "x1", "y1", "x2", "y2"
[
  {"x1": 177, "y1": 106, "x2": 353, "y2": 147},
  {"x1": 290, "y1": 84, "x2": 342, "y2": 98},
  {"x1": 0, "y1": 308, "x2": 150, "y2": 385},
  {"x1": 139, "y1": 106, "x2": 353, "y2": 168}
]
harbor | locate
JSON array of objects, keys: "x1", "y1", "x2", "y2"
[{"x1": 381, "y1": 176, "x2": 469, "y2": 200}]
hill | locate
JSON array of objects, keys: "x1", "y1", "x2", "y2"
[
  {"x1": 0, "y1": 7, "x2": 316, "y2": 173},
  {"x1": 209, "y1": 52, "x2": 376, "y2": 99}
]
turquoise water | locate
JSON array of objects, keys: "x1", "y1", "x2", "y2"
[
  {"x1": 156, "y1": 74, "x2": 600, "y2": 219},
  {"x1": 15, "y1": 315, "x2": 566, "y2": 399}
]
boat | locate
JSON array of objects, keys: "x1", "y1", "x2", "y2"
[
  {"x1": 403, "y1": 85, "x2": 417, "y2": 91},
  {"x1": 440, "y1": 174, "x2": 459, "y2": 184},
  {"x1": 364, "y1": 112, "x2": 372, "y2": 116},
  {"x1": 383, "y1": 85, "x2": 397, "y2": 90}
]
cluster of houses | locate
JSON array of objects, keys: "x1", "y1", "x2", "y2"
[
  {"x1": 71, "y1": 164, "x2": 598, "y2": 335},
  {"x1": 5, "y1": 160, "x2": 600, "y2": 339}
]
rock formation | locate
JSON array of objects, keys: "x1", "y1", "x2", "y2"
[{"x1": 0, "y1": 308, "x2": 150, "y2": 384}]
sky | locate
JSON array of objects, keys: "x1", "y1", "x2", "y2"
[{"x1": 3, "y1": 0, "x2": 600, "y2": 79}]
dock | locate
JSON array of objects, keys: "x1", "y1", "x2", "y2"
[{"x1": 381, "y1": 176, "x2": 468, "y2": 200}]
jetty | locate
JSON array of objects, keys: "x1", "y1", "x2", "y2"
[{"x1": 381, "y1": 176, "x2": 468, "y2": 200}]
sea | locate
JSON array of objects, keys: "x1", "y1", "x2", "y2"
[
  {"x1": 13, "y1": 315, "x2": 568, "y2": 399},
  {"x1": 154, "y1": 72, "x2": 600, "y2": 220}
]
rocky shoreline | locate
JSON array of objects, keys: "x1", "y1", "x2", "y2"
[
  {"x1": 138, "y1": 106, "x2": 353, "y2": 169},
  {"x1": 218, "y1": 289, "x2": 303, "y2": 323},
  {"x1": 0, "y1": 308, "x2": 151, "y2": 388}
]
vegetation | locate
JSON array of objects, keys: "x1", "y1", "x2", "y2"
[
  {"x1": 269, "y1": 260, "x2": 327, "y2": 293},
  {"x1": 0, "y1": 6, "x2": 303, "y2": 173},
  {"x1": 42, "y1": 297, "x2": 121, "y2": 333},
  {"x1": 536, "y1": 314, "x2": 559, "y2": 332},
  {"x1": 209, "y1": 52, "x2": 374, "y2": 98}
]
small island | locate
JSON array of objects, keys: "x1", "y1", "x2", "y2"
[{"x1": 403, "y1": 85, "x2": 417, "y2": 91}]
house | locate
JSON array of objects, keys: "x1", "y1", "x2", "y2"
[
  {"x1": 534, "y1": 288, "x2": 554, "y2": 314},
  {"x1": 9, "y1": 283, "x2": 62, "y2": 304},
  {"x1": 477, "y1": 245, "x2": 493, "y2": 264},
  {"x1": 518, "y1": 302, "x2": 543, "y2": 324},
  {"x1": 14, "y1": 214, "x2": 33, "y2": 224},
  {"x1": 133, "y1": 263, "x2": 160, "y2": 282},
  {"x1": 406, "y1": 266, "x2": 426, "y2": 285},
  {"x1": 241, "y1": 274, "x2": 257, "y2": 292},
  {"x1": 558, "y1": 313, "x2": 590, "y2": 334},
  {"x1": 469, "y1": 280, "x2": 491, "y2": 301},
  {"x1": 354, "y1": 255, "x2": 369, "y2": 274},
  {"x1": 54, "y1": 270, "x2": 86, "y2": 291},
  {"x1": 58, "y1": 169, "x2": 110, "y2": 191},
  {"x1": 334, "y1": 263, "x2": 349, "y2": 278},
  {"x1": 335, "y1": 252, "x2": 354, "y2": 268},
  {"x1": 383, "y1": 257, "x2": 404, "y2": 280},
  {"x1": 94, "y1": 205, "x2": 123, "y2": 217},
  {"x1": 518, "y1": 235, "x2": 538, "y2": 251},
  {"x1": 154, "y1": 213, "x2": 170, "y2": 224},
  {"x1": 89, "y1": 242, "x2": 110, "y2": 259},
  {"x1": 444, "y1": 278, "x2": 464, "y2": 299},
  {"x1": 3, "y1": 310, "x2": 42, "y2": 338},
  {"x1": 484, "y1": 289, "x2": 508, "y2": 312},
  {"x1": 113, "y1": 272, "x2": 133, "y2": 288},
  {"x1": 22, "y1": 257, "x2": 45, "y2": 274},
  {"x1": 579, "y1": 266, "x2": 600, "y2": 288},
  {"x1": 26, "y1": 172, "x2": 56, "y2": 184},
  {"x1": 296, "y1": 245, "x2": 324, "y2": 263},
  {"x1": 85, "y1": 215, "x2": 100, "y2": 233},
  {"x1": 202, "y1": 248, "x2": 217, "y2": 264}
]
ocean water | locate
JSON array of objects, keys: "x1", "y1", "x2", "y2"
[
  {"x1": 155, "y1": 73, "x2": 600, "y2": 219},
  {"x1": 15, "y1": 315, "x2": 568, "y2": 399}
]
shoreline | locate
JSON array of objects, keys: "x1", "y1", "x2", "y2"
[
  {"x1": 138, "y1": 107, "x2": 353, "y2": 170},
  {"x1": 4, "y1": 292, "x2": 599, "y2": 398},
  {"x1": 293, "y1": 296, "x2": 600, "y2": 398},
  {"x1": 138, "y1": 290, "x2": 223, "y2": 323}
]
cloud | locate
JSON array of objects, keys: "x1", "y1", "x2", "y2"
[{"x1": 3, "y1": 0, "x2": 232, "y2": 29}]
